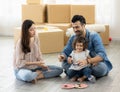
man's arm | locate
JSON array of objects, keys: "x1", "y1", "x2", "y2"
[
  {"x1": 89, "y1": 32, "x2": 106, "y2": 64},
  {"x1": 58, "y1": 35, "x2": 75, "y2": 62}
]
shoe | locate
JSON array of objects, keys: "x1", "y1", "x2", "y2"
[
  {"x1": 105, "y1": 73, "x2": 108, "y2": 76},
  {"x1": 88, "y1": 75, "x2": 96, "y2": 83}
]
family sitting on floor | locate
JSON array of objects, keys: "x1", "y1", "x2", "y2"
[{"x1": 13, "y1": 15, "x2": 112, "y2": 84}]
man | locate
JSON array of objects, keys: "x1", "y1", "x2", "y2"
[{"x1": 58, "y1": 15, "x2": 112, "y2": 78}]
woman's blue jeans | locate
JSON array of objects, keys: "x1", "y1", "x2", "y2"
[{"x1": 14, "y1": 65, "x2": 63, "y2": 82}]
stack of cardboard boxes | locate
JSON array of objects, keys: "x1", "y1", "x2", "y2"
[
  {"x1": 26, "y1": 0, "x2": 43, "y2": 4},
  {"x1": 45, "y1": 4, "x2": 109, "y2": 45},
  {"x1": 22, "y1": 0, "x2": 45, "y2": 23},
  {"x1": 45, "y1": 4, "x2": 96, "y2": 45}
]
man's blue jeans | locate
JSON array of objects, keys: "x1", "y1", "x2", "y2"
[{"x1": 62, "y1": 60, "x2": 108, "y2": 78}]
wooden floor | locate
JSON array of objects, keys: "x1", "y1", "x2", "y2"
[{"x1": 0, "y1": 36, "x2": 120, "y2": 92}]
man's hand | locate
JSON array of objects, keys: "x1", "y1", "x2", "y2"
[
  {"x1": 58, "y1": 54, "x2": 65, "y2": 62},
  {"x1": 92, "y1": 62, "x2": 98, "y2": 66},
  {"x1": 78, "y1": 59, "x2": 87, "y2": 67},
  {"x1": 67, "y1": 56, "x2": 73, "y2": 64}
]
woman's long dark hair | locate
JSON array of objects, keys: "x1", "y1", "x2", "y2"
[{"x1": 21, "y1": 19, "x2": 35, "y2": 54}]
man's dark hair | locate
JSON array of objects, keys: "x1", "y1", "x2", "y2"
[{"x1": 71, "y1": 15, "x2": 86, "y2": 25}]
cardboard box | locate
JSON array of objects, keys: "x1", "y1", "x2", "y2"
[
  {"x1": 27, "y1": 0, "x2": 43, "y2": 4},
  {"x1": 14, "y1": 25, "x2": 58, "y2": 42},
  {"x1": 99, "y1": 25, "x2": 109, "y2": 45},
  {"x1": 37, "y1": 28, "x2": 64, "y2": 53},
  {"x1": 22, "y1": 4, "x2": 46, "y2": 23},
  {"x1": 71, "y1": 5, "x2": 95, "y2": 24},
  {"x1": 47, "y1": 4, "x2": 71, "y2": 23},
  {"x1": 45, "y1": 23, "x2": 71, "y2": 45}
]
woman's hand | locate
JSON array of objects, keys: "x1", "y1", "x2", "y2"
[
  {"x1": 37, "y1": 61, "x2": 45, "y2": 66},
  {"x1": 26, "y1": 61, "x2": 49, "y2": 70},
  {"x1": 41, "y1": 64, "x2": 48, "y2": 69},
  {"x1": 25, "y1": 61, "x2": 44, "y2": 66},
  {"x1": 40, "y1": 61, "x2": 49, "y2": 69}
]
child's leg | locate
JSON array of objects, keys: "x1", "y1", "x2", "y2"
[
  {"x1": 67, "y1": 69, "x2": 78, "y2": 79},
  {"x1": 70, "y1": 76, "x2": 78, "y2": 81},
  {"x1": 76, "y1": 69, "x2": 86, "y2": 82},
  {"x1": 82, "y1": 67, "x2": 92, "y2": 78},
  {"x1": 82, "y1": 67, "x2": 96, "y2": 83},
  {"x1": 77, "y1": 76, "x2": 87, "y2": 82},
  {"x1": 77, "y1": 67, "x2": 91, "y2": 82},
  {"x1": 68, "y1": 69, "x2": 84, "y2": 81}
]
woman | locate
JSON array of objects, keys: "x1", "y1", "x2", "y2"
[{"x1": 14, "y1": 19, "x2": 63, "y2": 83}]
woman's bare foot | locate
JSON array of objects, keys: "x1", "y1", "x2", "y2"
[
  {"x1": 36, "y1": 70, "x2": 44, "y2": 80},
  {"x1": 36, "y1": 70, "x2": 42, "y2": 74},
  {"x1": 31, "y1": 78, "x2": 37, "y2": 84},
  {"x1": 77, "y1": 76, "x2": 87, "y2": 82}
]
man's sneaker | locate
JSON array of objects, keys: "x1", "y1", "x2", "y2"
[{"x1": 88, "y1": 75, "x2": 96, "y2": 83}]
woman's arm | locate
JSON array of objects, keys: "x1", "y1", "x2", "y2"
[
  {"x1": 25, "y1": 61, "x2": 44, "y2": 66},
  {"x1": 35, "y1": 36, "x2": 44, "y2": 61},
  {"x1": 25, "y1": 61, "x2": 48, "y2": 69}
]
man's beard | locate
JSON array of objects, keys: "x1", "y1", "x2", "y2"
[{"x1": 75, "y1": 30, "x2": 83, "y2": 36}]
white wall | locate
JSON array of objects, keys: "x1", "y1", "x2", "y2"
[
  {"x1": 110, "y1": 0, "x2": 120, "y2": 40},
  {"x1": 0, "y1": 0, "x2": 120, "y2": 40},
  {"x1": 0, "y1": 0, "x2": 25, "y2": 36}
]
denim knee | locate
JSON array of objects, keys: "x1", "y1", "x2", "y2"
[
  {"x1": 62, "y1": 61, "x2": 71, "y2": 70},
  {"x1": 58, "y1": 67, "x2": 63, "y2": 75},
  {"x1": 67, "y1": 69, "x2": 77, "y2": 79},
  {"x1": 16, "y1": 69, "x2": 37, "y2": 82},
  {"x1": 82, "y1": 67, "x2": 92, "y2": 78},
  {"x1": 91, "y1": 62, "x2": 108, "y2": 78},
  {"x1": 62, "y1": 61, "x2": 71, "y2": 76}
]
